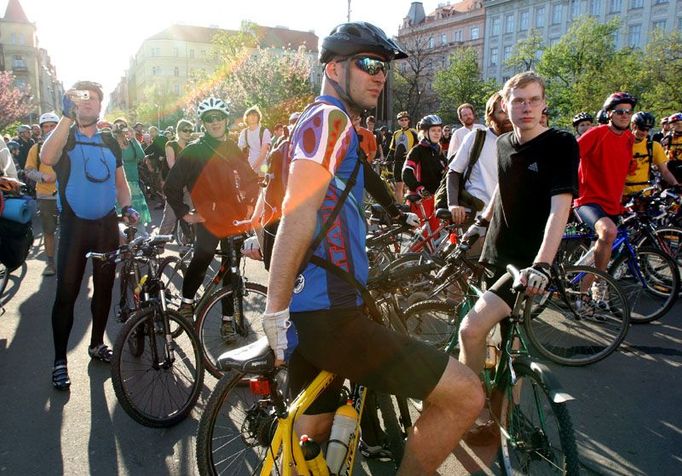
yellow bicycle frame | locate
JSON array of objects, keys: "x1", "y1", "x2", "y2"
[{"x1": 261, "y1": 370, "x2": 367, "y2": 476}]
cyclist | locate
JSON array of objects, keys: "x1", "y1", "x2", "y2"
[
  {"x1": 447, "y1": 103, "x2": 486, "y2": 161},
  {"x1": 652, "y1": 116, "x2": 669, "y2": 144},
  {"x1": 572, "y1": 112, "x2": 594, "y2": 138},
  {"x1": 262, "y1": 21, "x2": 484, "y2": 474},
  {"x1": 40, "y1": 81, "x2": 139, "y2": 390},
  {"x1": 624, "y1": 111, "x2": 678, "y2": 197},
  {"x1": 573, "y1": 92, "x2": 637, "y2": 294},
  {"x1": 387, "y1": 111, "x2": 418, "y2": 202},
  {"x1": 403, "y1": 114, "x2": 446, "y2": 235},
  {"x1": 163, "y1": 97, "x2": 259, "y2": 340},
  {"x1": 458, "y1": 71, "x2": 578, "y2": 442},
  {"x1": 664, "y1": 113, "x2": 682, "y2": 182}
]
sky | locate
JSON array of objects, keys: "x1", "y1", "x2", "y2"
[{"x1": 3, "y1": 0, "x2": 442, "y2": 107}]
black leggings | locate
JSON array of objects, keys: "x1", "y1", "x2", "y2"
[
  {"x1": 52, "y1": 212, "x2": 119, "y2": 363},
  {"x1": 182, "y1": 223, "x2": 240, "y2": 315}
]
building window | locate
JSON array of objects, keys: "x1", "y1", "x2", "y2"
[
  {"x1": 552, "y1": 4, "x2": 563, "y2": 24},
  {"x1": 15, "y1": 78, "x2": 27, "y2": 89},
  {"x1": 678, "y1": 17, "x2": 682, "y2": 30},
  {"x1": 591, "y1": 0, "x2": 602, "y2": 15},
  {"x1": 628, "y1": 24, "x2": 642, "y2": 47},
  {"x1": 174, "y1": 84, "x2": 180, "y2": 95},
  {"x1": 652, "y1": 20, "x2": 666, "y2": 30},
  {"x1": 536, "y1": 7, "x2": 546, "y2": 27},
  {"x1": 18, "y1": 34, "x2": 25, "y2": 45},
  {"x1": 189, "y1": 49, "x2": 195, "y2": 58},
  {"x1": 173, "y1": 47, "x2": 179, "y2": 57},
  {"x1": 471, "y1": 26, "x2": 480, "y2": 40},
  {"x1": 490, "y1": 47, "x2": 499, "y2": 66},
  {"x1": 549, "y1": 37, "x2": 560, "y2": 46},
  {"x1": 152, "y1": 66, "x2": 160, "y2": 76},
  {"x1": 612, "y1": 30, "x2": 620, "y2": 47},
  {"x1": 630, "y1": 0, "x2": 643, "y2": 7},
  {"x1": 503, "y1": 45, "x2": 513, "y2": 61},
  {"x1": 174, "y1": 66, "x2": 180, "y2": 77},
  {"x1": 571, "y1": 0, "x2": 581, "y2": 17},
  {"x1": 200, "y1": 49, "x2": 206, "y2": 57},
  {"x1": 12, "y1": 55, "x2": 26, "y2": 69},
  {"x1": 505, "y1": 14, "x2": 515, "y2": 33},
  {"x1": 441, "y1": 33, "x2": 447, "y2": 45},
  {"x1": 654, "y1": 0, "x2": 668, "y2": 4},
  {"x1": 492, "y1": 17, "x2": 501, "y2": 35},
  {"x1": 453, "y1": 29, "x2": 463, "y2": 42},
  {"x1": 520, "y1": 11, "x2": 530, "y2": 30},
  {"x1": 609, "y1": 0, "x2": 622, "y2": 13}
]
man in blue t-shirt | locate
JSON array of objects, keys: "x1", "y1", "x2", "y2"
[
  {"x1": 40, "y1": 81, "x2": 139, "y2": 391},
  {"x1": 262, "y1": 22, "x2": 483, "y2": 473}
]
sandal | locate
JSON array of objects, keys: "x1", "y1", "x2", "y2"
[
  {"x1": 52, "y1": 360, "x2": 71, "y2": 391},
  {"x1": 88, "y1": 344, "x2": 113, "y2": 363}
]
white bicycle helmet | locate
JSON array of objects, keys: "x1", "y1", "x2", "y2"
[
  {"x1": 39, "y1": 112, "x2": 60, "y2": 125},
  {"x1": 196, "y1": 97, "x2": 230, "y2": 119}
]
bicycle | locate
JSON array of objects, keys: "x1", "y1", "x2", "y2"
[
  {"x1": 87, "y1": 233, "x2": 205, "y2": 428},
  {"x1": 158, "y1": 231, "x2": 267, "y2": 378}
]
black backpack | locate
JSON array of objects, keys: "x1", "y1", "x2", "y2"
[{"x1": 0, "y1": 216, "x2": 33, "y2": 270}]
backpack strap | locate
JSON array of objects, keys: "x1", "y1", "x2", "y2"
[{"x1": 462, "y1": 129, "x2": 487, "y2": 186}]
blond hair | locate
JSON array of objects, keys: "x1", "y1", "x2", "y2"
[{"x1": 501, "y1": 72, "x2": 546, "y2": 101}]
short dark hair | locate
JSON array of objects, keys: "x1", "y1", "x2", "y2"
[{"x1": 72, "y1": 80, "x2": 104, "y2": 103}]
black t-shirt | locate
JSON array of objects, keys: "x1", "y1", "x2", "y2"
[{"x1": 481, "y1": 128, "x2": 579, "y2": 268}]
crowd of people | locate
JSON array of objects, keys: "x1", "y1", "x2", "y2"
[{"x1": 1, "y1": 18, "x2": 681, "y2": 473}]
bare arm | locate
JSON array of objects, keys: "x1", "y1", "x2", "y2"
[
  {"x1": 165, "y1": 144, "x2": 176, "y2": 169},
  {"x1": 533, "y1": 193, "x2": 573, "y2": 265},
  {"x1": 479, "y1": 185, "x2": 498, "y2": 222},
  {"x1": 40, "y1": 117, "x2": 74, "y2": 166},
  {"x1": 253, "y1": 142, "x2": 270, "y2": 174},
  {"x1": 265, "y1": 160, "x2": 332, "y2": 313},
  {"x1": 661, "y1": 161, "x2": 680, "y2": 186}
]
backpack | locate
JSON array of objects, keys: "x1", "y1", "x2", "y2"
[
  {"x1": 0, "y1": 216, "x2": 33, "y2": 270},
  {"x1": 240, "y1": 126, "x2": 266, "y2": 157},
  {"x1": 259, "y1": 101, "x2": 362, "y2": 271}
]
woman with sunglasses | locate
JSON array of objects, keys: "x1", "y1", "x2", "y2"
[
  {"x1": 158, "y1": 119, "x2": 194, "y2": 235},
  {"x1": 112, "y1": 118, "x2": 152, "y2": 230}
]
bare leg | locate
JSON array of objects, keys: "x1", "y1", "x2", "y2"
[{"x1": 45, "y1": 233, "x2": 55, "y2": 259}]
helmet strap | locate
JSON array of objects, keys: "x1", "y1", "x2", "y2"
[{"x1": 325, "y1": 60, "x2": 364, "y2": 115}]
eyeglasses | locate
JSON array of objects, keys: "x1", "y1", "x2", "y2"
[
  {"x1": 180, "y1": 128, "x2": 193, "y2": 133},
  {"x1": 613, "y1": 109, "x2": 633, "y2": 116},
  {"x1": 353, "y1": 56, "x2": 390, "y2": 76},
  {"x1": 510, "y1": 96, "x2": 544, "y2": 109},
  {"x1": 202, "y1": 113, "x2": 227, "y2": 123}
]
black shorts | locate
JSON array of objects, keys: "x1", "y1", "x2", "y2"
[
  {"x1": 393, "y1": 157, "x2": 406, "y2": 183},
  {"x1": 288, "y1": 307, "x2": 449, "y2": 415},
  {"x1": 485, "y1": 266, "x2": 522, "y2": 309},
  {"x1": 574, "y1": 203, "x2": 619, "y2": 231}
]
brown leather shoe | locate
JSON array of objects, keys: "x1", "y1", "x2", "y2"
[{"x1": 463, "y1": 419, "x2": 498, "y2": 446}]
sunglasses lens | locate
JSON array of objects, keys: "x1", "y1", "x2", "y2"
[
  {"x1": 355, "y1": 57, "x2": 387, "y2": 76},
  {"x1": 203, "y1": 114, "x2": 225, "y2": 123}
]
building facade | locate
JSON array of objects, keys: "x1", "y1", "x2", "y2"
[
  {"x1": 109, "y1": 24, "x2": 319, "y2": 116},
  {"x1": 0, "y1": 0, "x2": 63, "y2": 120},
  {"x1": 482, "y1": 0, "x2": 681, "y2": 83}
]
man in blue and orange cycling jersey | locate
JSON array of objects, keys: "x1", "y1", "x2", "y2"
[{"x1": 262, "y1": 22, "x2": 483, "y2": 474}]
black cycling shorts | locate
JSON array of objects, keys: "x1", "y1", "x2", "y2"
[
  {"x1": 288, "y1": 307, "x2": 450, "y2": 415},
  {"x1": 486, "y1": 266, "x2": 521, "y2": 309},
  {"x1": 393, "y1": 157, "x2": 406, "y2": 183}
]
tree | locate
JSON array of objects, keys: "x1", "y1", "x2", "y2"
[
  {"x1": 505, "y1": 29, "x2": 544, "y2": 74},
  {"x1": 0, "y1": 72, "x2": 33, "y2": 132},
  {"x1": 391, "y1": 34, "x2": 440, "y2": 121},
  {"x1": 638, "y1": 29, "x2": 682, "y2": 120},
  {"x1": 433, "y1": 48, "x2": 499, "y2": 124}
]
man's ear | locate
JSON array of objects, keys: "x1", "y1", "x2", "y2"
[{"x1": 325, "y1": 61, "x2": 342, "y2": 82}]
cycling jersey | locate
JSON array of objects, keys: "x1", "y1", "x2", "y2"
[
  {"x1": 574, "y1": 125, "x2": 634, "y2": 215},
  {"x1": 665, "y1": 134, "x2": 682, "y2": 162},
  {"x1": 623, "y1": 139, "x2": 668, "y2": 196},
  {"x1": 289, "y1": 95, "x2": 367, "y2": 312},
  {"x1": 388, "y1": 128, "x2": 418, "y2": 162}
]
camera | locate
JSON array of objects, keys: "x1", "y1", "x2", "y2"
[{"x1": 70, "y1": 90, "x2": 90, "y2": 101}]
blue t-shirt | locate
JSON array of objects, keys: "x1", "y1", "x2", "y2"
[
  {"x1": 59, "y1": 130, "x2": 121, "y2": 220},
  {"x1": 289, "y1": 96, "x2": 368, "y2": 312}
]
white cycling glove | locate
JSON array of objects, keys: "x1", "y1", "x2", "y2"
[
  {"x1": 262, "y1": 308, "x2": 298, "y2": 362},
  {"x1": 403, "y1": 212, "x2": 420, "y2": 228},
  {"x1": 241, "y1": 235, "x2": 262, "y2": 260},
  {"x1": 462, "y1": 216, "x2": 489, "y2": 243},
  {"x1": 521, "y1": 263, "x2": 551, "y2": 294}
]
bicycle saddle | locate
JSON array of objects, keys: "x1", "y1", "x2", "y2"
[
  {"x1": 217, "y1": 337, "x2": 275, "y2": 373},
  {"x1": 435, "y1": 208, "x2": 452, "y2": 220}
]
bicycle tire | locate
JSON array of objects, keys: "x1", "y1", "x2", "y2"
[
  {"x1": 402, "y1": 299, "x2": 463, "y2": 352},
  {"x1": 195, "y1": 282, "x2": 268, "y2": 379},
  {"x1": 497, "y1": 361, "x2": 580, "y2": 476},
  {"x1": 196, "y1": 370, "x2": 285, "y2": 476},
  {"x1": 0, "y1": 263, "x2": 11, "y2": 307},
  {"x1": 524, "y1": 265, "x2": 631, "y2": 366},
  {"x1": 111, "y1": 307, "x2": 204, "y2": 427},
  {"x1": 158, "y1": 255, "x2": 185, "y2": 310},
  {"x1": 374, "y1": 392, "x2": 409, "y2": 465},
  {"x1": 609, "y1": 247, "x2": 680, "y2": 323},
  {"x1": 637, "y1": 227, "x2": 682, "y2": 296}
]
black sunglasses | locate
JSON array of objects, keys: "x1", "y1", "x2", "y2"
[
  {"x1": 353, "y1": 56, "x2": 390, "y2": 76},
  {"x1": 613, "y1": 109, "x2": 633, "y2": 116},
  {"x1": 202, "y1": 113, "x2": 227, "y2": 123}
]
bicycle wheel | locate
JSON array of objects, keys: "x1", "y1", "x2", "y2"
[
  {"x1": 402, "y1": 299, "x2": 462, "y2": 352},
  {"x1": 374, "y1": 392, "x2": 409, "y2": 465},
  {"x1": 196, "y1": 282, "x2": 268, "y2": 379},
  {"x1": 196, "y1": 370, "x2": 286, "y2": 476},
  {"x1": 111, "y1": 307, "x2": 204, "y2": 427},
  {"x1": 0, "y1": 262, "x2": 10, "y2": 307},
  {"x1": 637, "y1": 227, "x2": 682, "y2": 295},
  {"x1": 497, "y1": 362, "x2": 580, "y2": 476},
  {"x1": 158, "y1": 255, "x2": 185, "y2": 309},
  {"x1": 609, "y1": 247, "x2": 680, "y2": 323},
  {"x1": 525, "y1": 265, "x2": 630, "y2": 366}
]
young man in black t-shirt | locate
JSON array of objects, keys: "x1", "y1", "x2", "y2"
[{"x1": 458, "y1": 72, "x2": 578, "y2": 435}]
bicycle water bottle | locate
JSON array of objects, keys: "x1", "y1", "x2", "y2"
[
  {"x1": 325, "y1": 400, "x2": 359, "y2": 474},
  {"x1": 575, "y1": 245, "x2": 596, "y2": 266},
  {"x1": 299, "y1": 435, "x2": 329, "y2": 475}
]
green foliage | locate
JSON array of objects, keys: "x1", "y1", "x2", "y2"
[
  {"x1": 433, "y1": 48, "x2": 499, "y2": 124},
  {"x1": 637, "y1": 29, "x2": 682, "y2": 120},
  {"x1": 505, "y1": 29, "x2": 544, "y2": 74}
]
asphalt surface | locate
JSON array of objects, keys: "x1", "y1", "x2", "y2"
[{"x1": 0, "y1": 209, "x2": 680, "y2": 475}]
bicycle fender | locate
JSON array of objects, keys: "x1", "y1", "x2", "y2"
[{"x1": 514, "y1": 356, "x2": 575, "y2": 404}]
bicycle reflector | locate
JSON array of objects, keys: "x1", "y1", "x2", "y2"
[{"x1": 249, "y1": 377, "x2": 271, "y2": 395}]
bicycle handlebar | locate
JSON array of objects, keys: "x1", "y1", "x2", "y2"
[{"x1": 506, "y1": 264, "x2": 526, "y2": 292}]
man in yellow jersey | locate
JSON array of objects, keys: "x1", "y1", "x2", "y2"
[{"x1": 387, "y1": 111, "x2": 418, "y2": 202}]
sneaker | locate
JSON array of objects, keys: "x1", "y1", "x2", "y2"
[
  {"x1": 43, "y1": 263, "x2": 56, "y2": 276},
  {"x1": 88, "y1": 344, "x2": 113, "y2": 363},
  {"x1": 178, "y1": 302, "x2": 194, "y2": 323},
  {"x1": 52, "y1": 360, "x2": 71, "y2": 391},
  {"x1": 359, "y1": 441, "x2": 394, "y2": 462},
  {"x1": 220, "y1": 317, "x2": 236, "y2": 342},
  {"x1": 591, "y1": 280, "x2": 609, "y2": 309}
]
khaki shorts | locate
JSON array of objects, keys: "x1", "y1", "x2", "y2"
[{"x1": 38, "y1": 199, "x2": 58, "y2": 234}]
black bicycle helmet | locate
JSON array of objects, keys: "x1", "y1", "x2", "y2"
[
  {"x1": 596, "y1": 109, "x2": 609, "y2": 125},
  {"x1": 632, "y1": 112, "x2": 655, "y2": 129},
  {"x1": 419, "y1": 114, "x2": 443, "y2": 130},
  {"x1": 572, "y1": 112, "x2": 593, "y2": 127},
  {"x1": 602, "y1": 92, "x2": 637, "y2": 112},
  {"x1": 319, "y1": 22, "x2": 408, "y2": 64}
]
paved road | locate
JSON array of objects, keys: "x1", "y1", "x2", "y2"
[{"x1": 1, "y1": 214, "x2": 680, "y2": 475}]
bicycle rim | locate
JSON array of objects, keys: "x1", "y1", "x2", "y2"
[
  {"x1": 158, "y1": 256, "x2": 184, "y2": 310},
  {"x1": 525, "y1": 265, "x2": 630, "y2": 366},
  {"x1": 112, "y1": 307, "x2": 204, "y2": 427},
  {"x1": 402, "y1": 300, "x2": 462, "y2": 352},
  {"x1": 498, "y1": 363, "x2": 580, "y2": 476},
  {"x1": 196, "y1": 282, "x2": 268, "y2": 378}
]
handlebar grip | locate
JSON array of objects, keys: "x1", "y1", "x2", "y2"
[
  {"x1": 86, "y1": 252, "x2": 106, "y2": 261},
  {"x1": 150, "y1": 234, "x2": 173, "y2": 244},
  {"x1": 506, "y1": 264, "x2": 526, "y2": 292}
]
